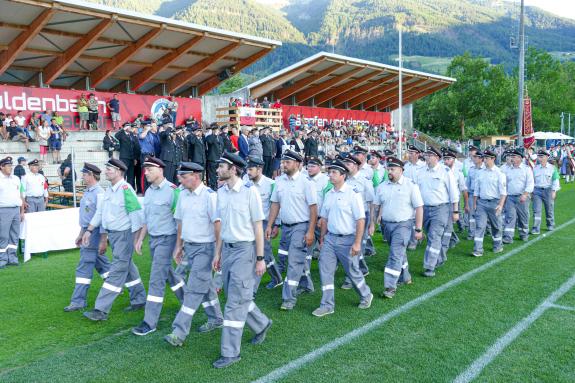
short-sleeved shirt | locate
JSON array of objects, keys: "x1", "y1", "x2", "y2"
[
  {"x1": 270, "y1": 171, "x2": 317, "y2": 225},
  {"x1": 359, "y1": 163, "x2": 374, "y2": 180},
  {"x1": 90, "y1": 180, "x2": 143, "y2": 233},
  {"x1": 320, "y1": 183, "x2": 365, "y2": 235},
  {"x1": 109, "y1": 98, "x2": 120, "y2": 113},
  {"x1": 144, "y1": 178, "x2": 179, "y2": 236},
  {"x1": 473, "y1": 166, "x2": 507, "y2": 200},
  {"x1": 403, "y1": 160, "x2": 425, "y2": 181},
  {"x1": 466, "y1": 163, "x2": 484, "y2": 193},
  {"x1": 308, "y1": 172, "x2": 330, "y2": 212},
  {"x1": 0, "y1": 174, "x2": 23, "y2": 208},
  {"x1": 217, "y1": 179, "x2": 264, "y2": 243},
  {"x1": 533, "y1": 163, "x2": 561, "y2": 191},
  {"x1": 374, "y1": 176, "x2": 423, "y2": 223},
  {"x1": 505, "y1": 164, "x2": 534, "y2": 195},
  {"x1": 22, "y1": 173, "x2": 47, "y2": 198},
  {"x1": 175, "y1": 183, "x2": 219, "y2": 243},
  {"x1": 79, "y1": 184, "x2": 103, "y2": 228},
  {"x1": 243, "y1": 175, "x2": 275, "y2": 220},
  {"x1": 346, "y1": 172, "x2": 374, "y2": 212},
  {"x1": 415, "y1": 163, "x2": 459, "y2": 206}
]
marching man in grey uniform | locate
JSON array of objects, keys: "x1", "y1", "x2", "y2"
[
  {"x1": 415, "y1": 147, "x2": 459, "y2": 277},
  {"x1": 82, "y1": 158, "x2": 147, "y2": 321},
  {"x1": 340, "y1": 153, "x2": 374, "y2": 283},
  {"x1": 370, "y1": 157, "x2": 424, "y2": 299},
  {"x1": 531, "y1": 149, "x2": 560, "y2": 234},
  {"x1": 465, "y1": 150, "x2": 484, "y2": 240},
  {"x1": 304, "y1": 156, "x2": 330, "y2": 259},
  {"x1": 132, "y1": 157, "x2": 185, "y2": 336},
  {"x1": 502, "y1": 149, "x2": 534, "y2": 243},
  {"x1": 266, "y1": 149, "x2": 318, "y2": 311},
  {"x1": 212, "y1": 152, "x2": 272, "y2": 369},
  {"x1": 404, "y1": 145, "x2": 425, "y2": 250},
  {"x1": 164, "y1": 161, "x2": 224, "y2": 346},
  {"x1": 353, "y1": 146, "x2": 376, "y2": 256},
  {"x1": 313, "y1": 159, "x2": 373, "y2": 317},
  {"x1": 0, "y1": 156, "x2": 24, "y2": 268},
  {"x1": 22, "y1": 159, "x2": 47, "y2": 213},
  {"x1": 243, "y1": 156, "x2": 283, "y2": 293},
  {"x1": 472, "y1": 150, "x2": 507, "y2": 257},
  {"x1": 65, "y1": 163, "x2": 111, "y2": 311}
]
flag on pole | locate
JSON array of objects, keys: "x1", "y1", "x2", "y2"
[{"x1": 523, "y1": 97, "x2": 535, "y2": 149}]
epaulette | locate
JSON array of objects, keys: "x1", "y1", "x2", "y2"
[
  {"x1": 245, "y1": 183, "x2": 252, "y2": 188},
  {"x1": 353, "y1": 187, "x2": 360, "y2": 193},
  {"x1": 218, "y1": 184, "x2": 225, "y2": 189},
  {"x1": 206, "y1": 188, "x2": 215, "y2": 193},
  {"x1": 170, "y1": 184, "x2": 177, "y2": 189},
  {"x1": 122, "y1": 184, "x2": 129, "y2": 190}
]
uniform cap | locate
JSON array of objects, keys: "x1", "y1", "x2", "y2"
[
  {"x1": 106, "y1": 158, "x2": 128, "y2": 172},
  {"x1": 327, "y1": 159, "x2": 349, "y2": 174},
  {"x1": 81, "y1": 162, "x2": 101, "y2": 174},
  {"x1": 281, "y1": 149, "x2": 303, "y2": 162},
  {"x1": 178, "y1": 162, "x2": 204, "y2": 174},
  {"x1": 143, "y1": 156, "x2": 166, "y2": 168},
  {"x1": 218, "y1": 151, "x2": 247, "y2": 169},
  {"x1": 386, "y1": 156, "x2": 404, "y2": 168}
]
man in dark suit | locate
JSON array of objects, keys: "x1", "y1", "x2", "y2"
[
  {"x1": 260, "y1": 127, "x2": 276, "y2": 178},
  {"x1": 115, "y1": 122, "x2": 135, "y2": 187},
  {"x1": 205, "y1": 124, "x2": 224, "y2": 190},
  {"x1": 304, "y1": 129, "x2": 319, "y2": 159},
  {"x1": 187, "y1": 126, "x2": 206, "y2": 168},
  {"x1": 238, "y1": 127, "x2": 250, "y2": 159},
  {"x1": 159, "y1": 124, "x2": 178, "y2": 183},
  {"x1": 130, "y1": 125, "x2": 143, "y2": 193},
  {"x1": 220, "y1": 125, "x2": 234, "y2": 153}
]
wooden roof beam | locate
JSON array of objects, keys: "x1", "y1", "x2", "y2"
[
  {"x1": 385, "y1": 83, "x2": 449, "y2": 110},
  {"x1": 0, "y1": 8, "x2": 55, "y2": 75},
  {"x1": 295, "y1": 67, "x2": 365, "y2": 104},
  {"x1": 43, "y1": 17, "x2": 114, "y2": 84},
  {"x1": 198, "y1": 48, "x2": 272, "y2": 96},
  {"x1": 363, "y1": 78, "x2": 429, "y2": 110},
  {"x1": 347, "y1": 79, "x2": 400, "y2": 109},
  {"x1": 313, "y1": 70, "x2": 381, "y2": 106},
  {"x1": 332, "y1": 74, "x2": 396, "y2": 107},
  {"x1": 271, "y1": 63, "x2": 344, "y2": 101},
  {"x1": 130, "y1": 35, "x2": 204, "y2": 91},
  {"x1": 89, "y1": 26, "x2": 164, "y2": 88},
  {"x1": 166, "y1": 42, "x2": 240, "y2": 94}
]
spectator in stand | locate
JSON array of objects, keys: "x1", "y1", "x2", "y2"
[
  {"x1": 58, "y1": 154, "x2": 75, "y2": 193},
  {"x1": 220, "y1": 125, "x2": 234, "y2": 153},
  {"x1": 52, "y1": 111, "x2": 68, "y2": 141},
  {"x1": 304, "y1": 129, "x2": 319, "y2": 159},
  {"x1": 14, "y1": 110, "x2": 26, "y2": 130},
  {"x1": 28, "y1": 112, "x2": 42, "y2": 141},
  {"x1": 167, "y1": 96, "x2": 178, "y2": 124},
  {"x1": 273, "y1": 130, "x2": 285, "y2": 177},
  {"x1": 13, "y1": 157, "x2": 27, "y2": 179},
  {"x1": 0, "y1": 112, "x2": 7, "y2": 140},
  {"x1": 272, "y1": 98, "x2": 282, "y2": 109},
  {"x1": 7, "y1": 120, "x2": 31, "y2": 152},
  {"x1": 261, "y1": 97, "x2": 270, "y2": 109},
  {"x1": 108, "y1": 94, "x2": 121, "y2": 130},
  {"x1": 4, "y1": 113, "x2": 14, "y2": 127},
  {"x1": 49, "y1": 118, "x2": 64, "y2": 163},
  {"x1": 77, "y1": 93, "x2": 89, "y2": 130},
  {"x1": 238, "y1": 126, "x2": 250, "y2": 159},
  {"x1": 230, "y1": 126, "x2": 240, "y2": 152},
  {"x1": 160, "y1": 109, "x2": 172, "y2": 126},
  {"x1": 133, "y1": 114, "x2": 144, "y2": 129},
  {"x1": 87, "y1": 93, "x2": 99, "y2": 130},
  {"x1": 37, "y1": 120, "x2": 50, "y2": 163},
  {"x1": 291, "y1": 130, "x2": 305, "y2": 153},
  {"x1": 103, "y1": 129, "x2": 119, "y2": 159},
  {"x1": 131, "y1": 125, "x2": 143, "y2": 194},
  {"x1": 288, "y1": 113, "x2": 296, "y2": 134},
  {"x1": 248, "y1": 128, "x2": 263, "y2": 160}
]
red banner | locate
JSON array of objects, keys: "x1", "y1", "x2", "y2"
[
  {"x1": 0, "y1": 85, "x2": 201, "y2": 130},
  {"x1": 282, "y1": 105, "x2": 391, "y2": 130},
  {"x1": 523, "y1": 97, "x2": 535, "y2": 149}
]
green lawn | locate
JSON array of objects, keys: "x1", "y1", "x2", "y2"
[{"x1": 1, "y1": 183, "x2": 574, "y2": 382}]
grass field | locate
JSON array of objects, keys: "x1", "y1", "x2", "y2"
[{"x1": 1, "y1": 182, "x2": 575, "y2": 382}]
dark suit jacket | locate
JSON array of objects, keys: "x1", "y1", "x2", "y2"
[
  {"x1": 115, "y1": 129, "x2": 134, "y2": 159},
  {"x1": 205, "y1": 133, "x2": 223, "y2": 162},
  {"x1": 238, "y1": 134, "x2": 249, "y2": 159},
  {"x1": 187, "y1": 134, "x2": 206, "y2": 165},
  {"x1": 159, "y1": 127, "x2": 176, "y2": 163}
]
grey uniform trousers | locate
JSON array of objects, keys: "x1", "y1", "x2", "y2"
[
  {"x1": 503, "y1": 195, "x2": 530, "y2": 242},
  {"x1": 473, "y1": 198, "x2": 503, "y2": 254},
  {"x1": 143, "y1": 234, "x2": 185, "y2": 329},
  {"x1": 221, "y1": 241, "x2": 270, "y2": 358},
  {"x1": 423, "y1": 204, "x2": 450, "y2": 271},
  {"x1": 363, "y1": 210, "x2": 376, "y2": 256},
  {"x1": 319, "y1": 233, "x2": 371, "y2": 310},
  {"x1": 532, "y1": 187, "x2": 555, "y2": 232},
  {"x1": 253, "y1": 221, "x2": 283, "y2": 295},
  {"x1": 382, "y1": 221, "x2": 412, "y2": 289},
  {"x1": 439, "y1": 205, "x2": 455, "y2": 266},
  {"x1": 281, "y1": 222, "x2": 314, "y2": 304},
  {"x1": 93, "y1": 229, "x2": 146, "y2": 314},
  {"x1": 171, "y1": 242, "x2": 223, "y2": 340},
  {"x1": 408, "y1": 218, "x2": 419, "y2": 249},
  {"x1": 69, "y1": 229, "x2": 111, "y2": 307},
  {"x1": 466, "y1": 192, "x2": 477, "y2": 239},
  {"x1": 0, "y1": 207, "x2": 20, "y2": 266},
  {"x1": 25, "y1": 196, "x2": 45, "y2": 213}
]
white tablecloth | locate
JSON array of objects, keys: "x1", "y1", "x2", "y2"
[{"x1": 19, "y1": 208, "x2": 80, "y2": 262}]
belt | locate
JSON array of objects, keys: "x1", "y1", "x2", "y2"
[
  {"x1": 283, "y1": 221, "x2": 308, "y2": 228},
  {"x1": 224, "y1": 241, "x2": 252, "y2": 248},
  {"x1": 479, "y1": 198, "x2": 498, "y2": 201},
  {"x1": 328, "y1": 232, "x2": 353, "y2": 237},
  {"x1": 535, "y1": 186, "x2": 550, "y2": 190},
  {"x1": 26, "y1": 195, "x2": 44, "y2": 198},
  {"x1": 426, "y1": 203, "x2": 448, "y2": 208}
]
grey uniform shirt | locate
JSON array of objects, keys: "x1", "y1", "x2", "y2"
[
  {"x1": 22, "y1": 173, "x2": 48, "y2": 198},
  {"x1": 374, "y1": 175, "x2": 424, "y2": 223},
  {"x1": 243, "y1": 175, "x2": 275, "y2": 220},
  {"x1": 347, "y1": 172, "x2": 374, "y2": 212},
  {"x1": 403, "y1": 160, "x2": 425, "y2": 181},
  {"x1": 321, "y1": 183, "x2": 365, "y2": 235},
  {"x1": 415, "y1": 163, "x2": 459, "y2": 206},
  {"x1": 533, "y1": 163, "x2": 561, "y2": 191},
  {"x1": 79, "y1": 184, "x2": 103, "y2": 228},
  {"x1": 308, "y1": 172, "x2": 330, "y2": 212},
  {"x1": 144, "y1": 178, "x2": 179, "y2": 236},
  {"x1": 466, "y1": 163, "x2": 484, "y2": 194},
  {"x1": 359, "y1": 163, "x2": 374, "y2": 181},
  {"x1": 270, "y1": 171, "x2": 317, "y2": 225},
  {"x1": 473, "y1": 166, "x2": 507, "y2": 199},
  {"x1": 90, "y1": 180, "x2": 143, "y2": 233},
  {"x1": 217, "y1": 179, "x2": 264, "y2": 243},
  {"x1": 0, "y1": 174, "x2": 22, "y2": 208},
  {"x1": 175, "y1": 183, "x2": 219, "y2": 243},
  {"x1": 505, "y1": 164, "x2": 534, "y2": 195}
]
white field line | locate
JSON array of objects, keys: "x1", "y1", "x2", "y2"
[
  {"x1": 546, "y1": 303, "x2": 575, "y2": 312},
  {"x1": 453, "y1": 272, "x2": 575, "y2": 383},
  {"x1": 252, "y1": 216, "x2": 575, "y2": 383}
]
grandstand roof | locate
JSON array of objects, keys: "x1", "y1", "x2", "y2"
[
  {"x1": 0, "y1": 0, "x2": 281, "y2": 96},
  {"x1": 245, "y1": 52, "x2": 456, "y2": 111}
]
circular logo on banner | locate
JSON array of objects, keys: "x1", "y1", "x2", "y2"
[{"x1": 151, "y1": 98, "x2": 170, "y2": 120}]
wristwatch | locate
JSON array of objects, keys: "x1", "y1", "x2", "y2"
[
  {"x1": 414, "y1": 228, "x2": 422, "y2": 233},
  {"x1": 86, "y1": 229, "x2": 93, "y2": 234},
  {"x1": 256, "y1": 256, "x2": 265, "y2": 262},
  {"x1": 453, "y1": 211, "x2": 459, "y2": 214}
]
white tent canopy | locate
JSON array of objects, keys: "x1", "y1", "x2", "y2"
[{"x1": 533, "y1": 131, "x2": 573, "y2": 140}]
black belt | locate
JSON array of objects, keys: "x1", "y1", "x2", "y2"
[
  {"x1": 283, "y1": 221, "x2": 308, "y2": 228},
  {"x1": 224, "y1": 241, "x2": 252, "y2": 248},
  {"x1": 328, "y1": 232, "x2": 353, "y2": 237},
  {"x1": 426, "y1": 203, "x2": 448, "y2": 208},
  {"x1": 535, "y1": 187, "x2": 549, "y2": 190},
  {"x1": 479, "y1": 198, "x2": 498, "y2": 201}
]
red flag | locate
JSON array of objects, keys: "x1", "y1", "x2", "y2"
[{"x1": 523, "y1": 97, "x2": 535, "y2": 149}]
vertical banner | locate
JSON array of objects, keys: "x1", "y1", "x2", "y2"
[{"x1": 522, "y1": 97, "x2": 534, "y2": 148}]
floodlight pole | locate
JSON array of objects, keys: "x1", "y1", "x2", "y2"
[
  {"x1": 516, "y1": 0, "x2": 525, "y2": 147},
  {"x1": 398, "y1": 22, "x2": 403, "y2": 159}
]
